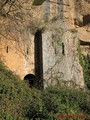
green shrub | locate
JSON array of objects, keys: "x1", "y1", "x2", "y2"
[
  {"x1": 79, "y1": 54, "x2": 90, "y2": 89},
  {"x1": 0, "y1": 61, "x2": 43, "y2": 119},
  {"x1": 0, "y1": 61, "x2": 90, "y2": 120},
  {"x1": 82, "y1": 55, "x2": 90, "y2": 89},
  {"x1": 42, "y1": 87, "x2": 90, "y2": 120},
  {"x1": 77, "y1": 41, "x2": 90, "y2": 89}
]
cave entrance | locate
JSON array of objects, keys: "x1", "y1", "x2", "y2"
[
  {"x1": 24, "y1": 74, "x2": 36, "y2": 87},
  {"x1": 83, "y1": 15, "x2": 90, "y2": 26},
  {"x1": 80, "y1": 40, "x2": 90, "y2": 46},
  {"x1": 34, "y1": 29, "x2": 43, "y2": 89}
]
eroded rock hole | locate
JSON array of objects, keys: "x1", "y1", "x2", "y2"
[
  {"x1": 24, "y1": 74, "x2": 36, "y2": 87},
  {"x1": 80, "y1": 40, "x2": 90, "y2": 46},
  {"x1": 6, "y1": 46, "x2": 8, "y2": 53},
  {"x1": 83, "y1": 14, "x2": 90, "y2": 26},
  {"x1": 62, "y1": 42, "x2": 65, "y2": 55}
]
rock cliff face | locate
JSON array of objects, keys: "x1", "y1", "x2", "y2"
[
  {"x1": 0, "y1": 0, "x2": 90, "y2": 88},
  {"x1": 42, "y1": 28, "x2": 84, "y2": 88},
  {"x1": 73, "y1": 0, "x2": 90, "y2": 55}
]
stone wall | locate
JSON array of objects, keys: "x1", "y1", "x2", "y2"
[
  {"x1": 0, "y1": 32, "x2": 35, "y2": 79},
  {"x1": 42, "y1": 26, "x2": 85, "y2": 88}
]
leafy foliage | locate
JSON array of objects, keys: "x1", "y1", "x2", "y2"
[
  {"x1": 42, "y1": 87, "x2": 90, "y2": 119},
  {"x1": 0, "y1": 61, "x2": 43, "y2": 119},
  {"x1": 81, "y1": 54, "x2": 90, "y2": 89},
  {"x1": 77, "y1": 41, "x2": 90, "y2": 89},
  {"x1": 0, "y1": 61, "x2": 90, "y2": 120}
]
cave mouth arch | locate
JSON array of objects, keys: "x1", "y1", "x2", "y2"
[{"x1": 24, "y1": 74, "x2": 36, "y2": 87}]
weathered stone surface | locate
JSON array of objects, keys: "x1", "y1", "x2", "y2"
[
  {"x1": 42, "y1": 27, "x2": 84, "y2": 88},
  {"x1": 0, "y1": 32, "x2": 35, "y2": 79}
]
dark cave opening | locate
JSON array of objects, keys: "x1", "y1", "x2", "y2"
[
  {"x1": 83, "y1": 14, "x2": 90, "y2": 26},
  {"x1": 24, "y1": 74, "x2": 36, "y2": 87},
  {"x1": 80, "y1": 40, "x2": 90, "y2": 46}
]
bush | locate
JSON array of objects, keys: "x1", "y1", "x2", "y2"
[
  {"x1": 80, "y1": 54, "x2": 90, "y2": 89},
  {"x1": 83, "y1": 55, "x2": 90, "y2": 89},
  {"x1": 77, "y1": 41, "x2": 90, "y2": 89},
  {"x1": 0, "y1": 61, "x2": 43, "y2": 119},
  {"x1": 42, "y1": 87, "x2": 90, "y2": 120},
  {"x1": 0, "y1": 61, "x2": 90, "y2": 120}
]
